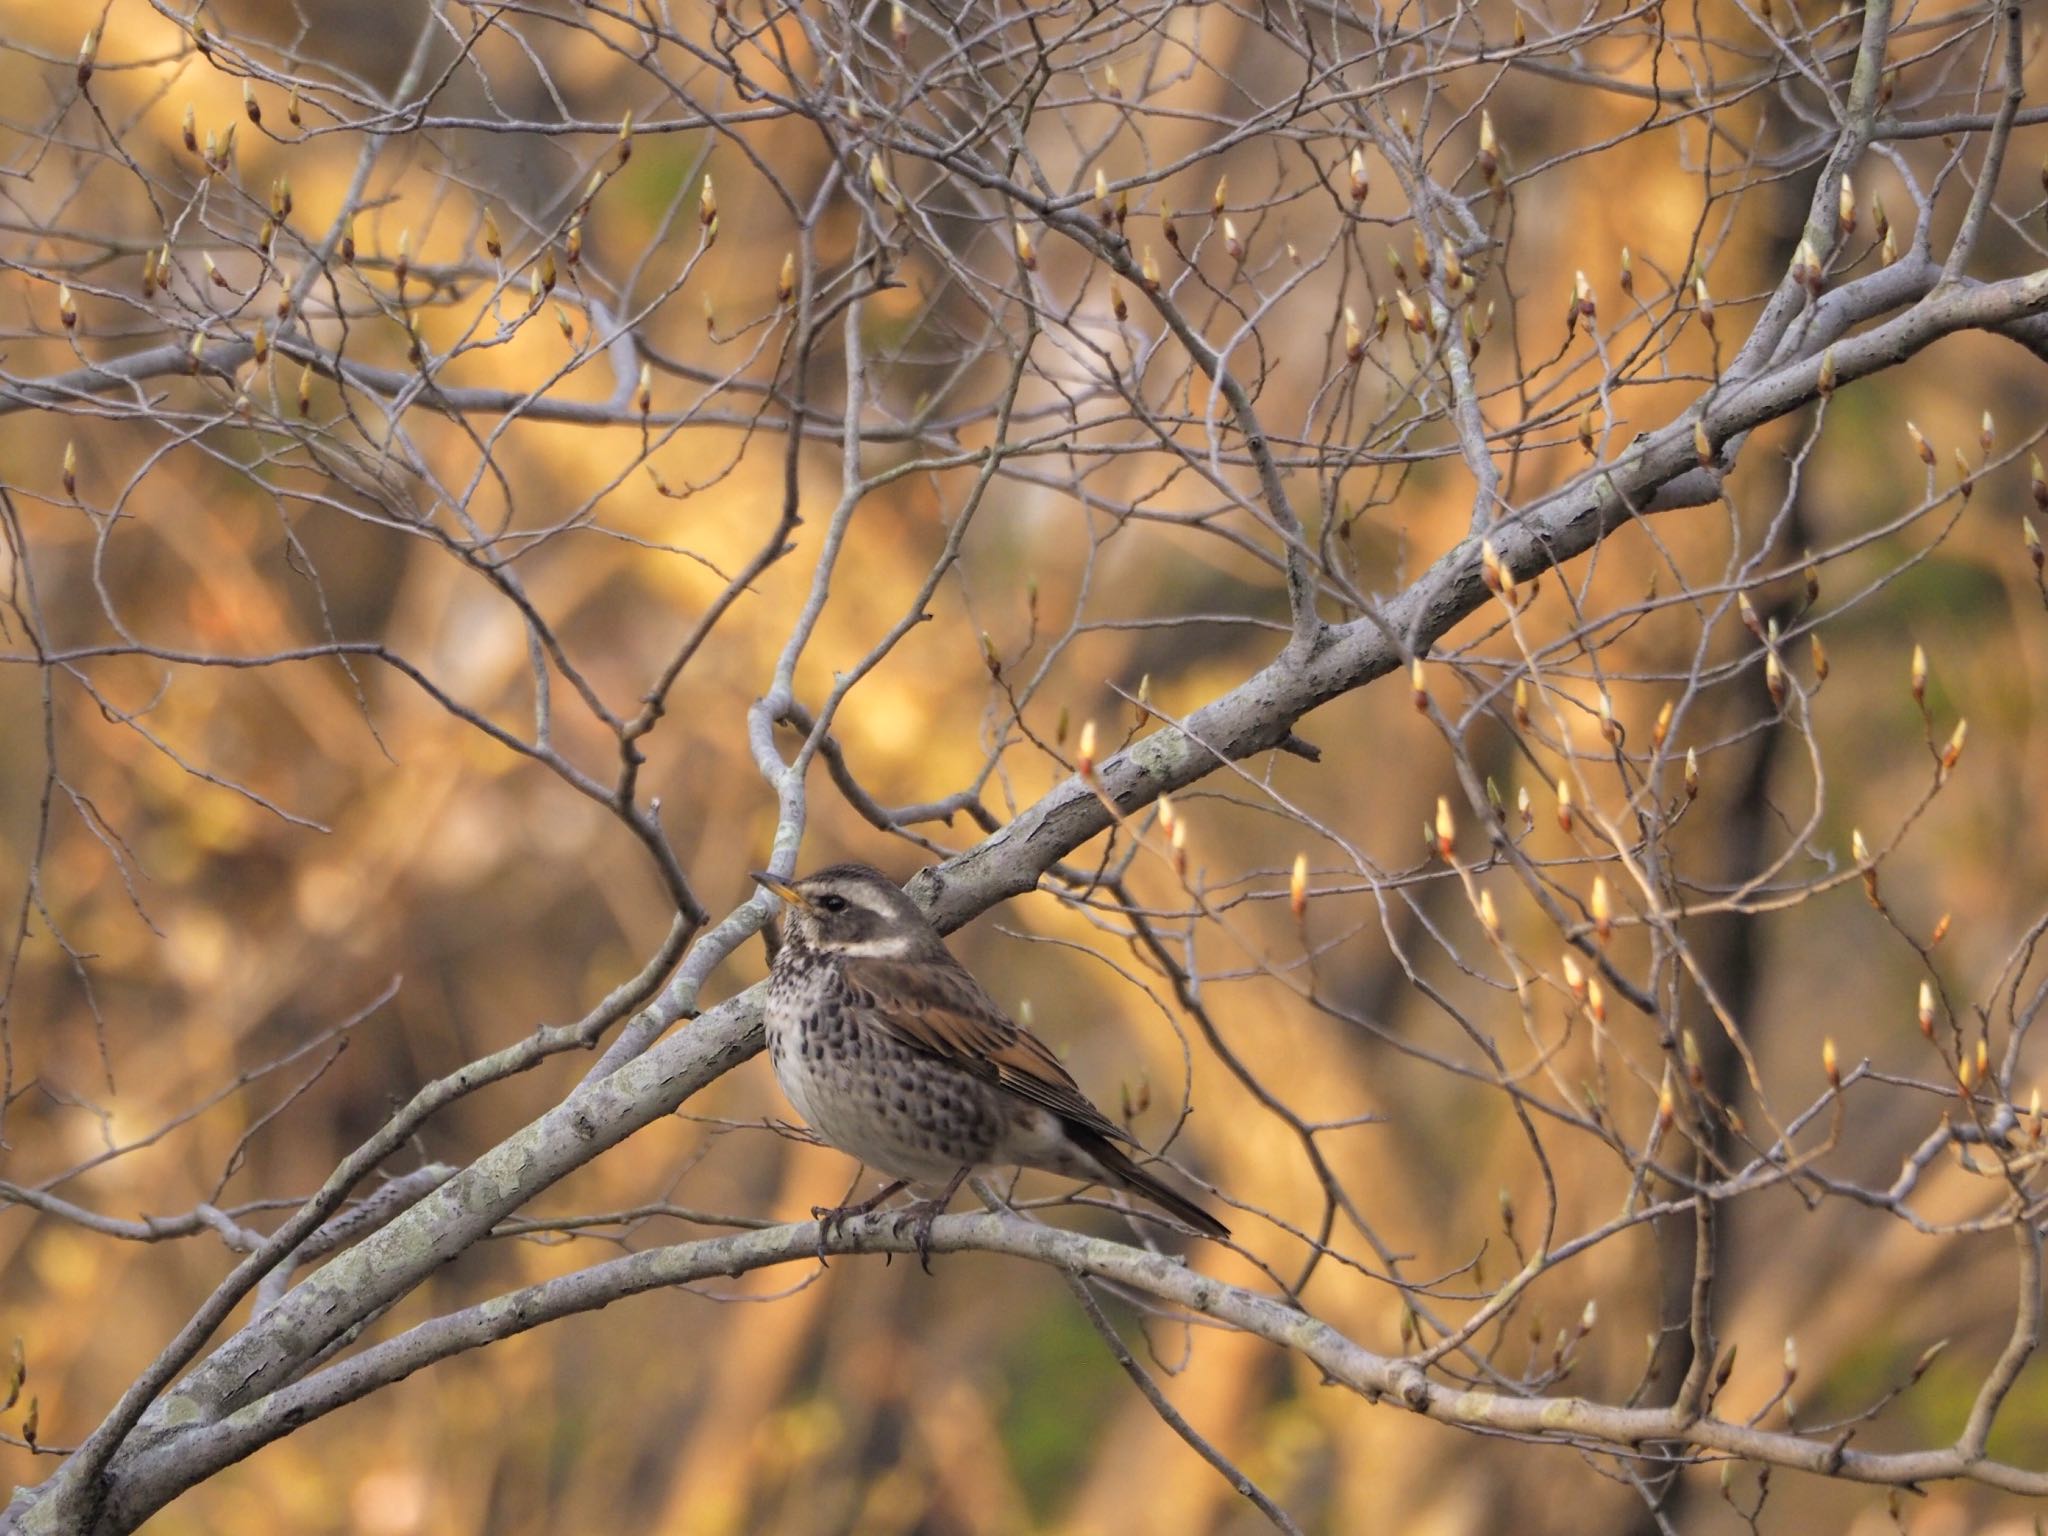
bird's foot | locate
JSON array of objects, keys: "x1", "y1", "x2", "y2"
[
  {"x1": 889, "y1": 1166, "x2": 971, "y2": 1273},
  {"x1": 887, "y1": 1201, "x2": 944, "y2": 1273},
  {"x1": 810, "y1": 1178, "x2": 907, "y2": 1261}
]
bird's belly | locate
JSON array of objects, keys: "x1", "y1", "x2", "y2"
[{"x1": 768, "y1": 1015, "x2": 1000, "y2": 1184}]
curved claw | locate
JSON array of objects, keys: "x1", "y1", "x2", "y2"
[{"x1": 808, "y1": 1178, "x2": 910, "y2": 1263}]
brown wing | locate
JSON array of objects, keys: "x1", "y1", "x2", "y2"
[{"x1": 839, "y1": 955, "x2": 1133, "y2": 1146}]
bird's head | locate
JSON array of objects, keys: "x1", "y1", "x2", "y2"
[{"x1": 751, "y1": 863, "x2": 939, "y2": 958}]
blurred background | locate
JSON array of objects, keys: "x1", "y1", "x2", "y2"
[{"x1": 2, "y1": 0, "x2": 2046, "y2": 1531}]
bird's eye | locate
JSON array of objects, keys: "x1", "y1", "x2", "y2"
[{"x1": 816, "y1": 893, "x2": 849, "y2": 913}]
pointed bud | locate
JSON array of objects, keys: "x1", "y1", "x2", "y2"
[
  {"x1": 182, "y1": 102, "x2": 198, "y2": 153},
  {"x1": 1910, "y1": 643, "x2": 1927, "y2": 704},
  {"x1": 1765, "y1": 643, "x2": 1785, "y2": 710},
  {"x1": 2030, "y1": 454, "x2": 2048, "y2": 513},
  {"x1": 1918, "y1": 979, "x2": 1937, "y2": 1040},
  {"x1": 1163, "y1": 216, "x2": 1180, "y2": 253},
  {"x1": 1480, "y1": 539, "x2": 1504, "y2": 594},
  {"x1": 778, "y1": 250, "x2": 797, "y2": 305},
  {"x1": 1978, "y1": 410, "x2": 1993, "y2": 458},
  {"x1": 296, "y1": 360, "x2": 313, "y2": 415},
  {"x1": 565, "y1": 215, "x2": 583, "y2": 268},
  {"x1": 1441, "y1": 239, "x2": 1463, "y2": 289},
  {"x1": 1837, "y1": 175, "x2": 1855, "y2": 236},
  {"x1": 1823, "y1": 1037, "x2": 1839, "y2": 1087},
  {"x1": 252, "y1": 319, "x2": 268, "y2": 365},
  {"x1": 1103, "y1": 63, "x2": 1122, "y2": 99},
  {"x1": 1810, "y1": 632, "x2": 1829, "y2": 682},
  {"x1": 243, "y1": 79, "x2": 261, "y2": 126},
  {"x1": 1349, "y1": 145, "x2": 1369, "y2": 202},
  {"x1": 1169, "y1": 816, "x2": 1187, "y2": 877},
  {"x1": 1881, "y1": 225, "x2": 1897, "y2": 265},
  {"x1": 1591, "y1": 876, "x2": 1612, "y2": 942},
  {"x1": 1413, "y1": 229, "x2": 1433, "y2": 280},
  {"x1": 1077, "y1": 719, "x2": 1098, "y2": 779},
  {"x1": 698, "y1": 173, "x2": 718, "y2": 228},
  {"x1": 1395, "y1": 287, "x2": 1424, "y2": 333},
  {"x1": 1211, "y1": 175, "x2": 1228, "y2": 217},
  {"x1": 1817, "y1": 347, "x2": 1836, "y2": 399},
  {"x1": 890, "y1": 0, "x2": 909, "y2": 51},
  {"x1": 1110, "y1": 280, "x2": 1127, "y2": 322},
  {"x1": 1290, "y1": 853, "x2": 1309, "y2": 921},
  {"x1": 1792, "y1": 237, "x2": 1820, "y2": 295},
  {"x1": 867, "y1": 155, "x2": 901, "y2": 210},
  {"x1": 1140, "y1": 246, "x2": 1161, "y2": 291},
  {"x1": 61, "y1": 440, "x2": 77, "y2": 497},
  {"x1": 1574, "y1": 269, "x2": 1595, "y2": 319},
  {"x1": 1477, "y1": 110, "x2": 1501, "y2": 184},
  {"x1": 482, "y1": 208, "x2": 501, "y2": 261},
  {"x1": 1562, "y1": 952, "x2": 1586, "y2": 998},
  {"x1": 1931, "y1": 912, "x2": 1951, "y2": 946},
  {"x1": 1556, "y1": 777, "x2": 1574, "y2": 833},
  {"x1": 1344, "y1": 304, "x2": 1363, "y2": 364},
  {"x1": 1577, "y1": 402, "x2": 1596, "y2": 456},
  {"x1": 1587, "y1": 974, "x2": 1606, "y2": 1024},
  {"x1": 1694, "y1": 275, "x2": 1715, "y2": 334},
  {"x1": 1684, "y1": 746, "x2": 1699, "y2": 799},
  {"x1": 1513, "y1": 677, "x2": 1530, "y2": 728},
  {"x1": 1906, "y1": 420, "x2": 1933, "y2": 466},
  {"x1": 1650, "y1": 698, "x2": 1674, "y2": 750},
  {"x1": 1617, "y1": 245, "x2": 1634, "y2": 296},
  {"x1": 1156, "y1": 793, "x2": 1175, "y2": 833},
  {"x1": 554, "y1": 303, "x2": 575, "y2": 343},
  {"x1": 1941, "y1": 719, "x2": 1967, "y2": 772},
  {"x1": 1411, "y1": 657, "x2": 1428, "y2": 711},
  {"x1": 1478, "y1": 888, "x2": 1502, "y2": 937},
  {"x1": 635, "y1": 361, "x2": 653, "y2": 416},
  {"x1": 1694, "y1": 419, "x2": 1714, "y2": 468},
  {"x1": 1435, "y1": 796, "x2": 1456, "y2": 859},
  {"x1": 1657, "y1": 1081, "x2": 1675, "y2": 1132},
  {"x1": 1738, "y1": 590, "x2": 1762, "y2": 638},
  {"x1": 1223, "y1": 216, "x2": 1244, "y2": 263}
]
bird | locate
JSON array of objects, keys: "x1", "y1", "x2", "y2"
[{"x1": 752, "y1": 862, "x2": 1229, "y2": 1264}]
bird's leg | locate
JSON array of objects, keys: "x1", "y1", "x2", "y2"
[
  {"x1": 892, "y1": 1165, "x2": 972, "y2": 1274},
  {"x1": 811, "y1": 1176, "x2": 908, "y2": 1260}
]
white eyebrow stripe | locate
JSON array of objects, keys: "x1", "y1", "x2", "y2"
[
  {"x1": 824, "y1": 933, "x2": 919, "y2": 957},
  {"x1": 818, "y1": 884, "x2": 899, "y2": 918}
]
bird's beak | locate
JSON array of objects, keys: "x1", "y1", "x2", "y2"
[{"x1": 750, "y1": 871, "x2": 807, "y2": 907}]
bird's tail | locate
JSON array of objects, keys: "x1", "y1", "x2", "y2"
[{"x1": 1081, "y1": 1135, "x2": 1230, "y2": 1239}]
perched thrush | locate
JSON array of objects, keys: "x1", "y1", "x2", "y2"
[{"x1": 753, "y1": 863, "x2": 1228, "y2": 1260}]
